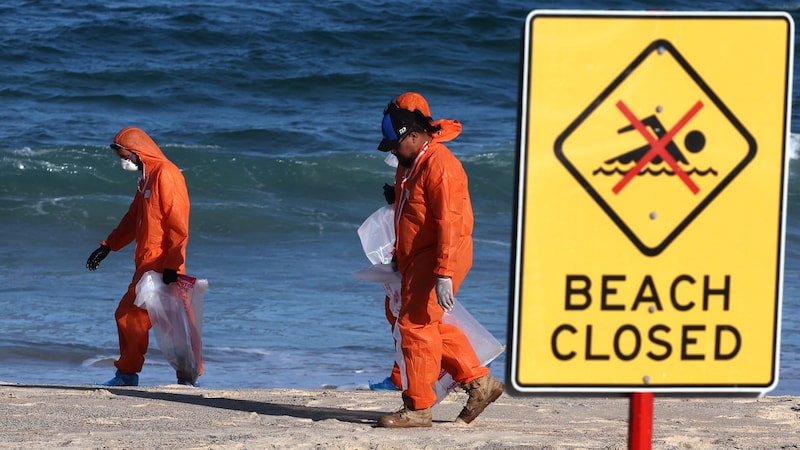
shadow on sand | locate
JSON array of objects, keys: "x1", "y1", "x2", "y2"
[{"x1": 14, "y1": 384, "x2": 385, "y2": 426}]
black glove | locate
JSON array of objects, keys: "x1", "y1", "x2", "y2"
[
  {"x1": 383, "y1": 183, "x2": 395, "y2": 204},
  {"x1": 86, "y1": 245, "x2": 110, "y2": 271},
  {"x1": 162, "y1": 269, "x2": 179, "y2": 285}
]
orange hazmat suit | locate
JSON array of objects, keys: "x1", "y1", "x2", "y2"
[
  {"x1": 101, "y1": 127, "x2": 191, "y2": 375},
  {"x1": 391, "y1": 104, "x2": 488, "y2": 410}
]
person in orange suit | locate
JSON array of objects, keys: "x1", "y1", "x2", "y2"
[
  {"x1": 86, "y1": 127, "x2": 192, "y2": 387},
  {"x1": 371, "y1": 92, "x2": 463, "y2": 393},
  {"x1": 375, "y1": 94, "x2": 504, "y2": 428}
]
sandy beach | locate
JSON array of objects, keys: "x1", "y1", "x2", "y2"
[{"x1": 0, "y1": 382, "x2": 797, "y2": 449}]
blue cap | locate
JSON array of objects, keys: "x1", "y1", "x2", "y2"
[{"x1": 378, "y1": 104, "x2": 417, "y2": 152}]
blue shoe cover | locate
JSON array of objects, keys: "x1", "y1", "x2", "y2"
[
  {"x1": 369, "y1": 376, "x2": 400, "y2": 391},
  {"x1": 177, "y1": 377, "x2": 197, "y2": 387},
  {"x1": 101, "y1": 370, "x2": 139, "y2": 386}
]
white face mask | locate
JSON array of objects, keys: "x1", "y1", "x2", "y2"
[
  {"x1": 121, "y1": 158, "x2": 139, "y2": 171},
  {"x1": 384, "y1": 152, "x2": 398, "y2": 168}
]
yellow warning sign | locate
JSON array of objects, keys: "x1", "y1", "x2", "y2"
[{"x1": 509, "y1": 11, "x2": 793, "y2": 395}]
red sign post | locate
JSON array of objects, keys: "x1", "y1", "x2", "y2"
[{"x1": 628, "y1": 392, "x2": 654, "y2": 450}]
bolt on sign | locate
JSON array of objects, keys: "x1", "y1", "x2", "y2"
[{"x1": 508, "y1": 10, "x2": 794, "y2": 395}]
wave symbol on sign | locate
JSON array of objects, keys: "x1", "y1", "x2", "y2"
[{"x1": 592, "y1": 113, "x2": 717, "y2": 178}]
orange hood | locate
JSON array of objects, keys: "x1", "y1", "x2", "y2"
[
  {"x1": 113, "y1": 127, "x2": 168, "y2": 170},
  {"x1": 430, "y1": 118, "x2": 461, "y2": 143}
]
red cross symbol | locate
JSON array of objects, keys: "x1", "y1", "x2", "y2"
[{"x1": 612, "y1": 100, "x2": 704, "y2": 194}]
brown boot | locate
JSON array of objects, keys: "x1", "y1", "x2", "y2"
[
  {"x1": 456, "y1": 374, "x2": 504, "y2": 424},
  {"x1": 377, "y1": 406, "x2": 432, "y2": 428}
]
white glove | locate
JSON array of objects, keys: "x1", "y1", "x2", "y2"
[{"x1": 435, "y1": 276, "x2": 454, "y2": 312}]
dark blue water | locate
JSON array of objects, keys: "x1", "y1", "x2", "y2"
[{"x1": 1, "y1": 0, "x2": 800, "y2": 395}]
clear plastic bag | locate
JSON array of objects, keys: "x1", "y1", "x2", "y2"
[
  {"x1": 134, "y1": 270, "x2": 208, "y2": 385},
  {"x1": 443, "y1": 301, "x2": 506, "y2": 367},
  {"x1": 433, "y1": 301, "x2": 505, "y2": 401}
]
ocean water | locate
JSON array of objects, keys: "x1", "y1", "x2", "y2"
[{"x1": 2, "y1": 0, "x2": 800, "y2": 396}]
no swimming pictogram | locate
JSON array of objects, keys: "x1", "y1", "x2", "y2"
[
  {"x1": 555, "y1": 39, "x2": 756, "y2": 256},
  {"x1": 611, "y1": 99, "x2": 703, "y2": 195}
]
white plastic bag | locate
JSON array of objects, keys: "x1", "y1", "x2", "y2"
[
  {"x1": 134, "y1": 270, "x2": 208, "y2": 385},
  {"x1": 357, "y1": 205, "x2": 395, "y2": 265}
]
